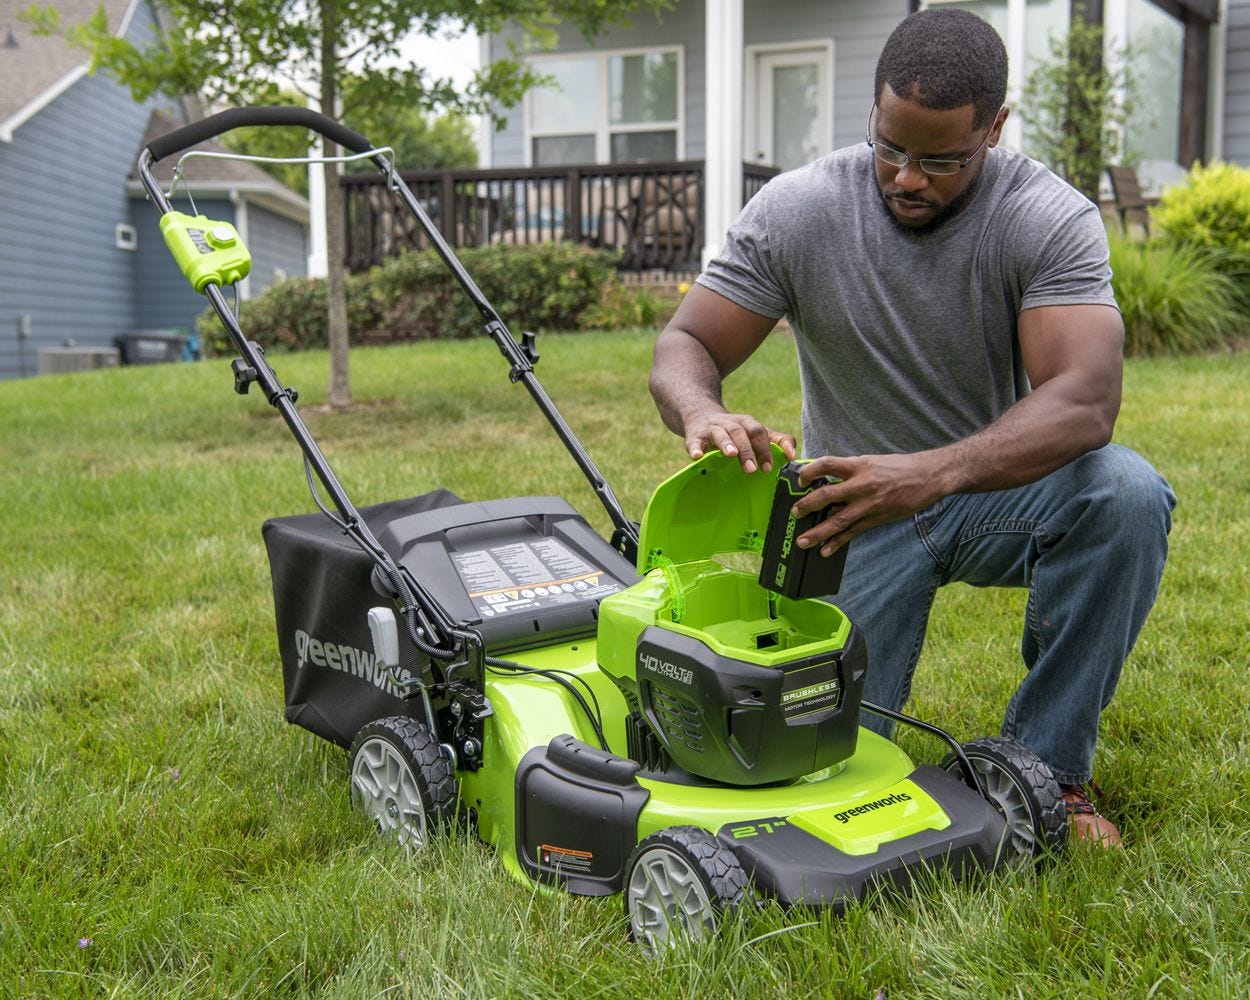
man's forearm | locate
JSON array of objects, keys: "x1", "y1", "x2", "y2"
[
  {"x1": 921, "y1": 373, "x2": 1119, "y2": 498},
  {"x1": 649, "y1": 329, "x2": 727, "y2": 437}
]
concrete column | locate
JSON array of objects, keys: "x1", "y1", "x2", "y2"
[{"x1": 703, "y1": 0, "x2": 744, "y2": 269}]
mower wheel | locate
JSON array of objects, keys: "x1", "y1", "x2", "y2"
[
  {"x1": 348, "y1": 716, "x2": 457, "y2": 850},
  {"x1": 624, "y1": 825, "x2": 750, "y2": 955},
  {"x1": 941, "y1": 736, "x2": 1066, "y2": 864}
]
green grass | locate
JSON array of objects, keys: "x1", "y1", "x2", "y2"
[{"x1": 2, "y1": 332, "x2": 1248, "y2": 998}]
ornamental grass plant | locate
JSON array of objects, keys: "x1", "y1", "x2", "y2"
[{"x1": 1107, "y1": 233, "x2": 1247, "y2": 355}]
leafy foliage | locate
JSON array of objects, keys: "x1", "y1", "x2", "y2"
[
  {"x1": 196, "y1": 243, "x2": 625, "y2": 354},
  {"x1": 1150, "y1": 161, "x2": 1250, "y2": 258},
  {"x1": 1108, "y1": 232, "x2": 1246, "y2": 355},
  {"x1": 1020, "y1": 10, "x2": 1136, "y2": 200}
]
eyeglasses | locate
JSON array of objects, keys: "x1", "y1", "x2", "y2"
[{"x1": 865, "y1": 104, "x2": 1001, "y2": 176}]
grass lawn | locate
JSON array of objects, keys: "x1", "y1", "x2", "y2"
[{"x1": 1, "y1": 330, "x2": 1247, "y2": 998}]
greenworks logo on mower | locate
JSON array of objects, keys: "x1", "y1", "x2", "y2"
[
  {"x1": 294, "y1": 629, "x2": 413, "y2": 699},
  {"x1": 833, "y1": 791, "x2": 913, "y2": 824},
  {"x1": 638, "y1": 652, "x2": 694, "y2": 685}
]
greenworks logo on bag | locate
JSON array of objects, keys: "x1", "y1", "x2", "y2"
[
  {"x1": 294, "y1": 629, "x2": 412, "y2": 699},
  {"x1": 833, "y1": 791, "x2": 913, "y2": 824}
]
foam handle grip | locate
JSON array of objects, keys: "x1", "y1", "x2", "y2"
[{"x1": 145, "y1": 106, "x2": 374, "y2": 162}]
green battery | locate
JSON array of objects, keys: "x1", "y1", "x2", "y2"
[{"x1": 757, "y1": 461, "x2": 849, "y2": 600}]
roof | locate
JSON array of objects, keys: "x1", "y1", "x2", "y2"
[
  {"x1": 0, "y1": 0, "x2": 136, "y2": 140},
  {"x1": 129, "y1": 109, "x2": 310, "y2": 221}
]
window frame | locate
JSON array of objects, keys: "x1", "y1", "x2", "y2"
[{"x1": 524, "y1": 45, "x2": 685, "y2": 166}]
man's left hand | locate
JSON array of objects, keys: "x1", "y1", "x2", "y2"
[{"x1": 792, "y1": 453, "x2": 946, "y2": 555}]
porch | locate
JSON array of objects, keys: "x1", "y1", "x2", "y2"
[{"x1": 341, "y1": 161, "x2": 780, "y2": 274}]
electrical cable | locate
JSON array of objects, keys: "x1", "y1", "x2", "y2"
[{"x1": 486, "y1": 655, "x2": 608, "y2": 750}]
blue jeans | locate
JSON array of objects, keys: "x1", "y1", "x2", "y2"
[{"x1": 832, "y1": 444, "x2": 1176, "y2": 786}]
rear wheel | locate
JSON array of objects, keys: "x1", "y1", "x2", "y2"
[
  {"x1": 348, "y1": 716, "x2": 457, "y2": 850},
  {"x1": 624, "y1": 826, "x2": 750, "y2": 955},
  {"x1": 941, "y1": 736, "x2": 1066, "y2": 864}
]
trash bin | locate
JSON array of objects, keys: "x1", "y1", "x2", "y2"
[{"x1": 114, "y1": 331, "x2": 190, "y2": 365}]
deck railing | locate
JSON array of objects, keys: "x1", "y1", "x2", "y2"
[{"x1": 342, "y1": 160, "x2": 780, "y2": 274}]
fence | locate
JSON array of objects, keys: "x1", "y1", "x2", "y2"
[{"x1": 342, "y1": 160, "x2": 780, "y2": 274}]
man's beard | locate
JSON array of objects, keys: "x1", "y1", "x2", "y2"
[{"x1": 878, "y1": 161, "x2": 986, "y2": 236}]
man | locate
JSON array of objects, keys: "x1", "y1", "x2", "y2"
[{"x1": 649, "y1": 8, "x2": 1175, "y2": 847}]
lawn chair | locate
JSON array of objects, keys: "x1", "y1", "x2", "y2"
[{"x1": 1107, "y1": 164, "x2": 1151, "y2": 237}]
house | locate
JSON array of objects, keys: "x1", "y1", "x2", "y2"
[
  {"x1": 0, "y1": 0, "x2": 308, "y2": 381},
  {"x1": 479, "y1": 0, "x2": 1236, "y2": 266}
]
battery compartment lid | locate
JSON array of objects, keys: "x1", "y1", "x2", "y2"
[{"x1": 635, "y1": 444, "x2": 786, "y2": 572}]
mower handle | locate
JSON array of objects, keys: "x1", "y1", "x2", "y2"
[{"x1": 144, "y1": 106, "x2": 375, "y2": 163}]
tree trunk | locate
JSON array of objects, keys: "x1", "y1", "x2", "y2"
[{"x1": 321, "y1": 0, "x2": 351, "y2": 408}]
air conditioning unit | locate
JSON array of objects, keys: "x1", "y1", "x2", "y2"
[{"x1": 37, "y1": 347, "x2": 122, "y2": 375}]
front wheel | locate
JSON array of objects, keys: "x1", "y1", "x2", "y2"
[
  {"x1": 348, "y1": 716, "x2": 457, "y2": 850},
  {"x1": 624, "y1": 826, "x2": 750, "y2": 956},
  {"x1": 941, "y1": 736, "x2": 1066, "y2": 865}
]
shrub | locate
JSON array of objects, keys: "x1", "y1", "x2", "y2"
[
  {"x1": 1150, "y1": 161, "x2": 1250, "y2": 258},
  {"x1": 578, "y1": 282, "x2": 677, "y2": 330},
  {"x1": 197, "y1": 243, "x2": 623, "y2": 355},
  {"x1": 1108, "y1": 231, "x2": 1246, "y2": 355}
]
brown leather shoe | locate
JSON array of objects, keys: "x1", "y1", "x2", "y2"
[{"x1": 1061, "y1": 783, "x2": 1123, "y2": 848}]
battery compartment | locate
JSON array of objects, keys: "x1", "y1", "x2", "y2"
[{"x1": 660, "y1": 560, "x2": 849, "y2": 659}]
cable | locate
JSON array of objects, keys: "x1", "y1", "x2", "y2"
[
  {"x1": 303, "y1": 456, "x2": 348, "y2": 529},
  {"x1": 486, "y1": 656, "x2": 608, "y2": 750}
]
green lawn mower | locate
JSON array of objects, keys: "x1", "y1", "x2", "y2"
[{"x1": 138, "y1": 107, "x2": 1067, "y2": 954}]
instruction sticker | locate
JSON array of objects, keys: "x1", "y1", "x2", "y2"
[
  {"x1": 540, "y1": 843, "x2": 594, "y2": 874},
  {"x1": 451, "y1": 537, "x2": 624, "y2": 619}
]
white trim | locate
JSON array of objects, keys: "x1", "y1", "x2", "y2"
[
  {"x1": 1004, "y1": 0, "x2": 1026, "y2": 151},
  {"x1": 703, "y1": 0, "x2": 743, "y2": 268},
  {"x1": 523, "y1": 45, "x2": 685, "y2": 165},
  {"x1": 229, "y1": 191, "x2": 252, "y2": 300},
  {"x1": 307, "y1": 129, "x2": 327, "y2": 278},
  {"x1": 744, "y1": 39, "x2": 834, "y2": 170},
  {"x1": 0, "y1": 0, "x2": 141, "y2": 143},
  {"x1": 477, "y1": 33, "x2": 493, "y2": 167},
  {"x1": 0, "y1": 66, "x2": 88, "y2": 142}
]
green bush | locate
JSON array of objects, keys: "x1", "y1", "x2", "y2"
[
  {"x1": 197, "y1": 243, "x2": 623, "y2": 355},
  {"x1": 1150, "y1": 161, "x2": 1250, "y2": 257},
  {"x1": 1108, "y1": 231, "x2": 1245, "y2": 355}
]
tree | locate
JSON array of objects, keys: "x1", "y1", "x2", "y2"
[
  {"x1": 1019, "y1": 7, "x2": 1136, "y2": 202},
  {"x1": 37, "y1": 0, "x2": 670, "y2": 408}
]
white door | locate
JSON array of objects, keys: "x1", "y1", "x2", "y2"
[{"x1": 749, "y1": 44, "x2": 833, "y2": 171}]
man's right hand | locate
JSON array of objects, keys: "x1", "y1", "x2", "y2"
[
  {"x1": 682, "y1": 409, "x2": 796, "y2": 474},
  {"x1": 650, "y1": 285, "x2": 790, "y2": 473}
]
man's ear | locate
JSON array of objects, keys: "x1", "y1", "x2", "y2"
[{"x1": 989, "y1": 107, "x2": 1010, "y2": 148}]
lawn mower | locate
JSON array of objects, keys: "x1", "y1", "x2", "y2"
[{"x1": 138, "y1": 107, "x2": 1067, "y2": 953}]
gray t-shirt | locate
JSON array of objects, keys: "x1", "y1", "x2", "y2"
[{"x1": 698, "y1": 144, "x2": 1118, "y2": 457}]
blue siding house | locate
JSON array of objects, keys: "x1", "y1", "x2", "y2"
[
  {"x1": 0, "y1": 0, "x2": 308, "y2": 381},
  {"x1": 483, "y1": 0, "x2": 1230, "y2": 265}
]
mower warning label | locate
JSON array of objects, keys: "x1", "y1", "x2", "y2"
[
  {"x1": 539, "y1": 843, "x2": 593, "y2": 875},
  {"x1": 451, "y1": 538, "x2": 624, "y2": 620}
]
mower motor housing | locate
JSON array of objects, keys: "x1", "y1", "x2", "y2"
[{"x1": 597, "y1": 448, "x2": 867, "y2": 786}]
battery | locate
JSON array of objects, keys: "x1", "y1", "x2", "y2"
[{"x1": 757, "y1": 462, "x2": 849, "y2": 600}]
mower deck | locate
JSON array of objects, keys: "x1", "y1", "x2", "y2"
[{"x1": 462, "y1": 641, "x2": 1006, "y2": 909}]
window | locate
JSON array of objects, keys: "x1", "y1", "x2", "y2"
[
  {"x1": 924, "y1": 0, "x2": 1070, "y2": 154},
  {"x1": 528, "y1": 48, "x2": 682, "y2": 165}
]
